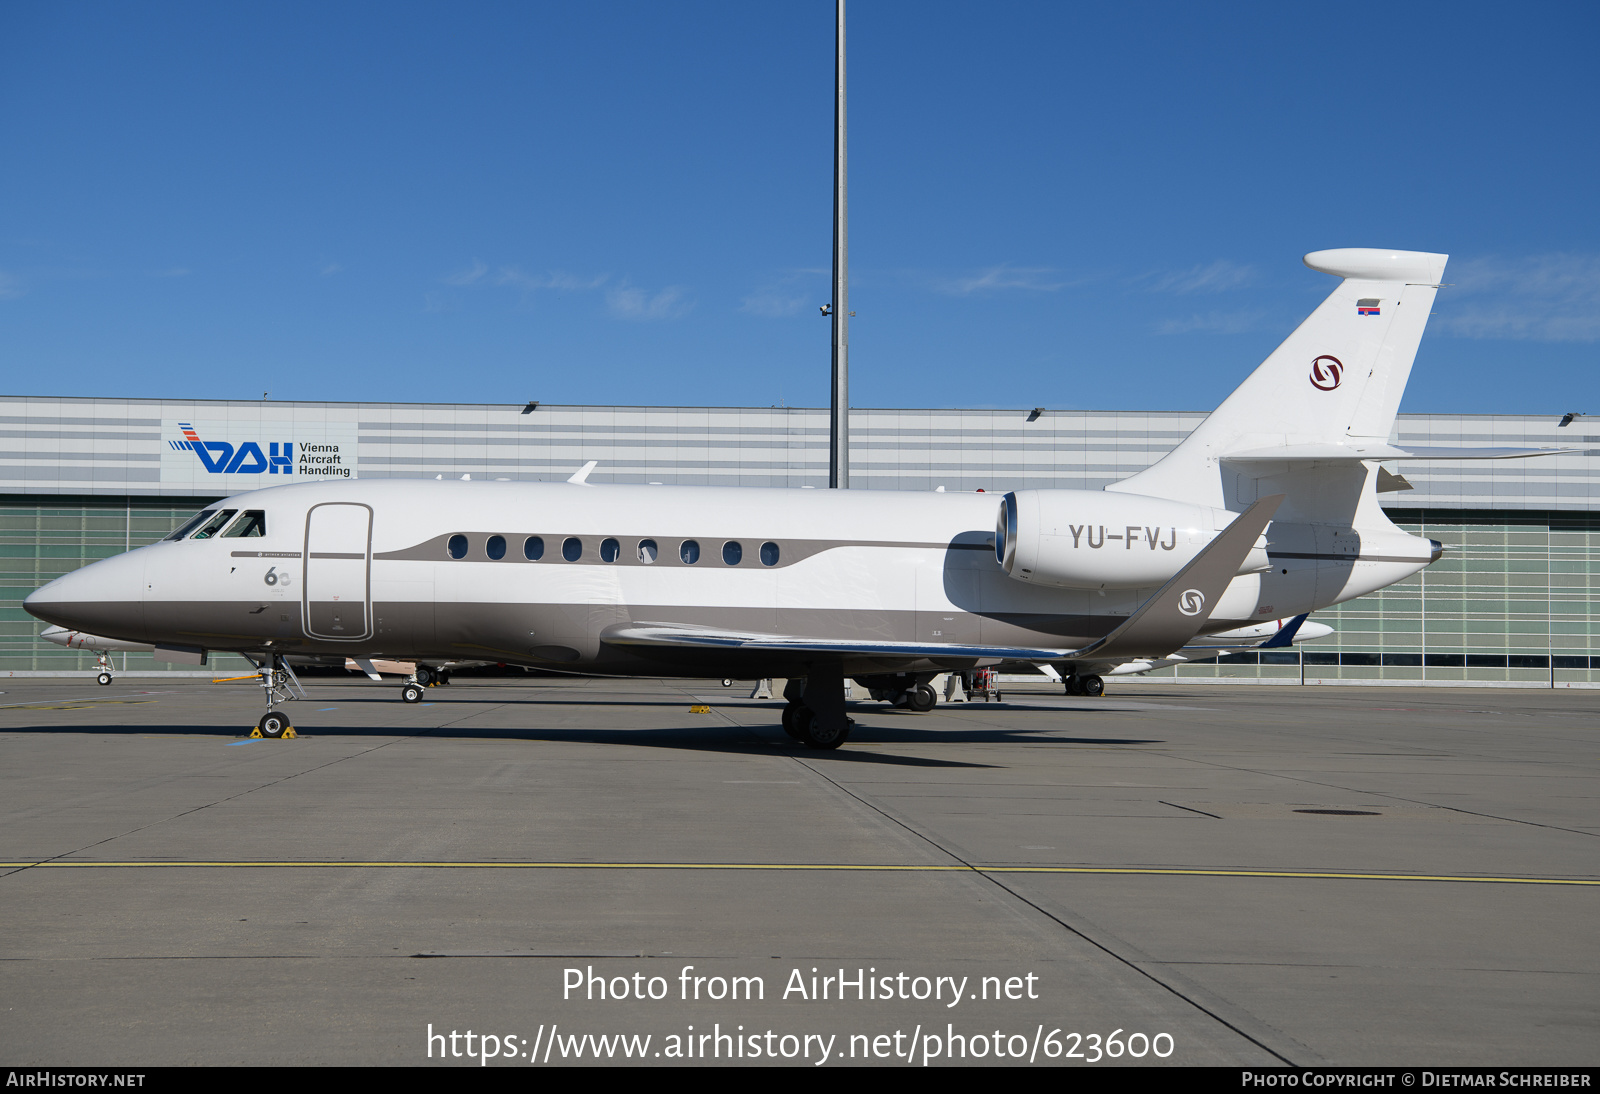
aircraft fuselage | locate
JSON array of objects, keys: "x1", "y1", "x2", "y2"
[{"x1": 25, "y1": 478, "x2": 1434, "y2": 678}]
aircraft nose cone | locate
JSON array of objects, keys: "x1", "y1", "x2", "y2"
[{"x1": 24, "y1": 554, "x2": 145, "y2": 636}]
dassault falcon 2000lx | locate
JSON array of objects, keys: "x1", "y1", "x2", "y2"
[{"x1": 25, "y1": 249, "x2": 1560, "y2": 747}]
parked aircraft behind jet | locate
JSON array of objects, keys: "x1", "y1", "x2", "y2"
[{"x1": 25, "y1": 249, "x2": 1561, "y2": 747}]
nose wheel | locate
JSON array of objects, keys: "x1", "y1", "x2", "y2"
[
  {"x1": 251, "y1": 652, "x2": 306, "y2": 737},
  {"x1": 257, "y1": 711, "x2": 293, "y2": 739}
]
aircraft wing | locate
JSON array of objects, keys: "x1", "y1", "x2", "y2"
[
  {"x1": 1222, "y1": 443, "x2": 1565, "y2": 461},
  {"x1": 602, "y1": 622, "x2": 1073, "y2": 665}
]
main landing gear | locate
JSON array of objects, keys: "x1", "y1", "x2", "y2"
[
  {"x1": 252, "y1": 652, "x2": 306, "y2": 738},
  {"x1": 1064, "y1": 674, "x2": 1105, "y2": 697},
  {"x1": 408, "y1": 666, "x2": 450, "y2": 696},
  {"x1": 859, "y1": 672, "x2": 939, "y2": 713},
  {"x1": 780, "y1": 668, "x2": 855, "y2": 750}
]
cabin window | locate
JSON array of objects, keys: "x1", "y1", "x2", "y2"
[
  {"x1": 600, "y1": 537, "x2": 621, "y2": 563},
  {"x1": 221, "y1": 511, "x2": 267, "y2": 538},
  {"x1": 638, "y1": 539, "x2": 658, "y2": 564},
  {"x1": 447, "y1": 534, "x2": 468, "y2": 559},
  {"x1": 165, "y1": 510, "x2": 216, "y2": 541},
  {"x1": 722, "y1": 541, "x2": 742, "y2": 565},
  {"x1": 563, "y1": 537, "x2": 583, "y2": 562},
  {"x1": 190, "y1": 510, "x2": 238, "y2": 540},
  {"x1": 760, "y1": 541, "x2": 780, "y2": 566},
  {"x1": 524, "y1": 536, "x2": 544, "y2": 561},
  {"x1": 680, "y1": 540, "x2": 700, "y2": 564},
  {"x1": 486, "y1": 535, "x2": 506, "y2": 560}
]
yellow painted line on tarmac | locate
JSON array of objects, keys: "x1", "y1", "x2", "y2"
[{"x1": 1, "y1": 860, "x2": 1595, "y2": 886}]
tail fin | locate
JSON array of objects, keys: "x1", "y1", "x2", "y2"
[{"x1": 1110, "y1": 248, "x2": 1447, "y2": 508}]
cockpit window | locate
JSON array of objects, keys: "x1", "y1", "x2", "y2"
[
  {"x1": 165, "y1": 510, "x2": 217, "y2": 541},
  {"x1": 190, "y1": 509, "x2": 238, "y2": 540},
  {"x1": 221, "y1": 510, "x2": 267, "y2": 538}
]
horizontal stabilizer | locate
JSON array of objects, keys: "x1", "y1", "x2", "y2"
[{"x1": 1223, "y1": 443, "x2": 1566, "y2": 461}]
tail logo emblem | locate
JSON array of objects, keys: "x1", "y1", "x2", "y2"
[
  {"x1": 1178, "y1": 589, "x2": 1206, "y2": 616},
  {"x1": 1309, "y1": 355, "x2": 1343, "y2": 391}
]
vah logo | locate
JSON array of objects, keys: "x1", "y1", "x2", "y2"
[
  {"x1": 169, "y1": 423, "x2": 293, "y2": 475},
  {"x1": 1177, "y1": 589, "x2": 1206, "y2": 616}
]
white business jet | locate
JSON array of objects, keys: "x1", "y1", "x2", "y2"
[{"x1": 24, "y1": 249, "x2": 1559, "y2": 746}]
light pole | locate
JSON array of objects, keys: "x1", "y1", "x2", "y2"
[{"x1": 829, "y1": 0, "x2": 849, "y2": 489}]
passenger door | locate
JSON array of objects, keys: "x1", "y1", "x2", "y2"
[{"x1": 303, "y1": 503, "x2": 373, "y2": 641}]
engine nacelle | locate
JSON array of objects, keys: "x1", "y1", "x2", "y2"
[{"x1": 996, "y1": 490, "x2": 1271, "y2": 590}]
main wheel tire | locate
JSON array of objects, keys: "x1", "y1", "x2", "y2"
[
  {"x1": 799, "y1": 709, "x2": 853, "y2": 750},
  {"x1": 722, "y1": 678, "x2": 733, "y2": 687},
  {"x1": 1065, "y1": 675, "x2": 1086, "y2": 696},
  {"x1": 414, "y1": 667, "x2": 434, "y2": 687},
  {"x1": 258, "y1": 711, "x2": 291, "y2": 739},
  {"x1": 401, "y1": 683, "x2": 425, "y2": 704},
  {"x1": 781, "y1": 702, "x2": 804, "y2": 739},
  {"x1": 906, "y1": 683, "x2": 937, "y2": 713},
  {"x1": 1081, "y1": 674, "x2": 1105, "y2": 697},
  {"x1": 96, "y1": 672, "x2": 113, "y2": 686}
]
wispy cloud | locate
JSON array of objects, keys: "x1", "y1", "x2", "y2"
[
  {"x1": 935, "y1": 265, "x2": 1070, "y2": 295},
  {"x1": 1155, "y1": 309, "x2": 1269, "y2": 335},
  {"x1": 607, "y1": 283, "x2": 692, "y2": 321},
  {"x1": 443, "y1": 259, "x2": 489, "y2": 287},
  {"x1": 740, "y1": 290, "x2": 809, "y2": 318},
  {"x1": 0, "y1": 270, "x2": 24, "y2": 299},
  {"x1": 319, "y1": 262, "x2": 343, "y2": 277},
  {"x1": 740, "y1": 267, "x2": 827, "y2": 318},
  {"x1": 1147, "y1": 259, "x2": 1254, "y2": 294},
  {"x1": 496, "y1": 268, "x2": 608, "y2": 292},
  {"x1": 1435, "y1": 254, "x2": 1600, "y2": 342}
]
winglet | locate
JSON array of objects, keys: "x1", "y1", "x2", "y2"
[
  {"x1": 1260, "y1": 613, "x2": 1308, "y2": 648},
  {"x1": 1072, "y1": 495, "x2": 1285, "y2": 663},
  {"x1": 567, "y1": 460, "x2": 598, "y2": 485}
]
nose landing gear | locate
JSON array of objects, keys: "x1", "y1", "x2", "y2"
[{"x1": 251, "y1": 652, "x2": 305, "y2": 738}]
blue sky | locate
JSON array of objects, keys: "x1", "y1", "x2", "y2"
[{"x1": 2, "y1": 2, "x2": 1596, "y2": 415}]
